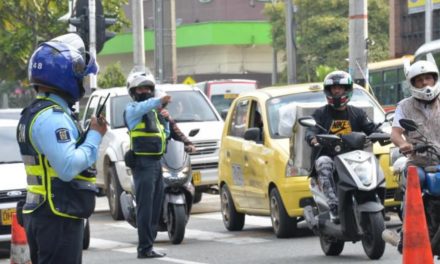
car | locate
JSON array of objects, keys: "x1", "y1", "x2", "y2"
[
  {"x1": 81, "y1": 84, "x2": 224, "y2": 220},
  {"x1": 218, "y1": 83, "x2": 400, "y2": 238},
  {"x1": 195, "y1": 79, "x2": 258, "y2": 116},
  {"x1": 0, "y1": 119, "x2": 27, "y2": 248},
  {"x1": 0, "y1": 108, "x2": 22, "y2": 120}
]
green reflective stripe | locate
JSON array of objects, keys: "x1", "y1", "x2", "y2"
[{"x1": 76, "y1": 175, "x2": 96, "y2": 183}]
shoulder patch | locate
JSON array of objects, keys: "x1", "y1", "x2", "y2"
[{"x1": 55, "y1": 128, "x2": 71, "y2": 143}]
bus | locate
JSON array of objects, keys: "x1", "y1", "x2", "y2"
[{"x1": 368, "y1": 56, "x2": 414, "y2": 112}]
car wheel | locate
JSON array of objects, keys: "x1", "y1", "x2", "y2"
[
  {"x1": 220, "y1": 184, "x2": 245, "y2": 231},
  {"x1": 83, "y1": 218, "x2": 90, "y2": 250},
  {"x1": 107, "y1": 164, "x2": 124, "y2": 220},
  {"x1": 193, "y1": 191, "x2": 202, "y2": 204},
  {"x1": 269, "y1": 188, "x2": 297, "y2": 238}
]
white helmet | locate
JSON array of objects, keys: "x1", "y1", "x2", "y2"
[
  {"x1": 126, "y1": 72, "x2": 156, "y2": 100},
  {"x1": 406, "y1": 60, "x2": 440, "y2": 101}
]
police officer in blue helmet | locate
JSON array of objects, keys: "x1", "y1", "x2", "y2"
[{"x1": 16, "y1": 33, "x2": 107, "y2": 264}]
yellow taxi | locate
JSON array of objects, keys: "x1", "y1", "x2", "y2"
[{"x1": 218, "y1": 83, "x2": 399, "y2": 238}]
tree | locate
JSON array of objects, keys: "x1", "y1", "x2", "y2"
[
  {"x1": 98, "y1": 62, "x2": 126, "y2": 88},
  {"x1": 0, "y1": 0, "x2": 128, "y2": 83},
  {"x1": 264, "y1": 0, "x2": 389, "y2": 83}
]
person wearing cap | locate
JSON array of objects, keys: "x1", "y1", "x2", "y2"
[
  {"x1": 16, "y1": 33, "x2": 107, "y2": 264},
  {"x1": 305, "y1": 70, "x2": 378, "y2": 223},
  {"x1": 124, "y1": 72, "x2": 171, "y2": 259}
]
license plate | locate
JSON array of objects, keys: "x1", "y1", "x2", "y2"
[
  {"x1": 224, "y1": 93, "x2": 238, "y2": 99},
  {"x1": 1, "y1": 208, "x2": 15, "y2": 226},
  {"x1": 192, "y1": 171, "x2": 202, "y2": 186}
]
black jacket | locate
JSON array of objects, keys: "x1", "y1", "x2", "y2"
[{"x1": 305, "y1": 104, "x2": 377, "y2": 169}]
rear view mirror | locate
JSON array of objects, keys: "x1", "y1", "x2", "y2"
[
  {"x1": 385, "y1": 110, "x2": 395, "y2": 123},
  {"x1": 399, "y1": 119, "x2": 418, "y2": 132},
  {"x1": 298, "y1": 116, "x2": 316, "y2": 128}
]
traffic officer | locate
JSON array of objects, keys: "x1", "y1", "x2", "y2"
[
  {"x1": 16, "y1": 33, "x2": 107, "y2": 264},
  {"x1": 124, "y1": 71, "x2": 171, "y2": 258}
]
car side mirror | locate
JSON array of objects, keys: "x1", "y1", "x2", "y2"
[
  {"x1": 244, "y1": 127, "x2": 261, "y2": 143},
  {"x1": 298, "y1": 116, "x2": 316, "y2": 127},
  {"x1": 189, "y1": 128, "x2": 199, "y2": 137},
  {"x1": 399, "y1": 118, "x2": 418, "y2": 132},
  {"x1": 385, "y1": 110, "x2": 395, "y2": 123}
]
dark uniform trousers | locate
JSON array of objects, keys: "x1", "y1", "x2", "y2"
[
  {"x1": 23, "y1": 203, "x2": 84, "y2": 264},
  {"x1": 133, "y1": 156, "x2": 164, "y2": 254}
]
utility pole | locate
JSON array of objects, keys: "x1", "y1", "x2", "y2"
[
  {"x1": 348, "y1": 0, "x2": 368, "y2": 88},
  {"x1": 154, "y1": 0, "x2": 177, "y2": 83},
  {"x1": 88, "y1": 0, "x2": 97, "y2": 90},
  {"x1": 132, "y1": 0, "x2": 146, "y2": 72},
  {"x1": 426, "y1": 0, "x2": 433, "y2": 43},
  {"x1": 285, "y1": 0, "x2": 296, "y2": 84}
]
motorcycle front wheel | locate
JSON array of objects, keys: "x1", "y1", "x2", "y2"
[
  {"x1": 361, "y1": 211, "x2": 385, "y2": 260},
  {"x1": 167, "y1": 204, "x2": 187, "y2": 244}
]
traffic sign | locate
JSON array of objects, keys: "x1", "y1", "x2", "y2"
[{"x1": 183, "y1": 76, "x2": 196, "y2": 85}]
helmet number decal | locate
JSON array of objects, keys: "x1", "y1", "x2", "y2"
[{"x1": 32, "y1": 62, "x2": 43, "y2": 70}]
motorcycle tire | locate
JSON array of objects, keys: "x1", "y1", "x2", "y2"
[
  {"x1": 361, "y1": 211, "x2": 385, "y2": 260},
  {"x1": 167, "y1": 204, "x2": 187, "y2": 244}
]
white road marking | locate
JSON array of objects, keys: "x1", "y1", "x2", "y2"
[
  {"x1": 158, "y1": 257, "x2": 208, "y2": 264},
  {"x1": 192, "y1": 212, "x2": 273, "y2": 227}
]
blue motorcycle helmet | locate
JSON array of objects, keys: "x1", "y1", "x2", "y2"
[{"x1": 28, "y1": 33, "x2": 98, "y2": 104}]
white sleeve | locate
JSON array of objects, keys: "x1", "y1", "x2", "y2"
[{"x1": 392, "y1": 105, "x2": 404, "y2": 128}]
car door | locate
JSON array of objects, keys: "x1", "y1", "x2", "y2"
[
  {"x1": 221, "y1": 98, "x2": 250, "y2": 209},
  {"x1": 242, "y1": 100, "x2": 272, "y2": 210}
]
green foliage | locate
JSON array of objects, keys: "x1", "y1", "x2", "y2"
[
  {"x1": 263, "y1": 0, "x2": 390, "y2": 83},
  {"x1": 98, "y1": 62, "x2": 126, "y2": 88},
  {"x1": 0, "y1": 0, "x2": 128, "y2": 83}
]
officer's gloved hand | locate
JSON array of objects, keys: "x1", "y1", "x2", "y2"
[{"x1": 90, "y1": 115, "x2": 107, "y2": 136}]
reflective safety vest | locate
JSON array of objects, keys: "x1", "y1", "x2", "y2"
[
  {"x1": 17, "y1": 98, "x2": 97, "y2": 219},
  {"x1": 129, "y1": 110, "x2": 167, "y2": 156}
]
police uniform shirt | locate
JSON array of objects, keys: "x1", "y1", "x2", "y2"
[
  {"x1": 124, "y1": 97, "x2": 170, "y2": 136},
  {"x1": 31, "y1": 93, "x2": 102, "y2": 182}
]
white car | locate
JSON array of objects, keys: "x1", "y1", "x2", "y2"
[
  {"x1": 0, "y1": 119, "x2": 27, "y2": 245},
  {"x1": 81, "y1": 84, "x2": 223, "y2": 220}
]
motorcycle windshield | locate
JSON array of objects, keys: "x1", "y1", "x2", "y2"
[{"x1": 162, "y1": 139, "x2": 189, "y2": 171}]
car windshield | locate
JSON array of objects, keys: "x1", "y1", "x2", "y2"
[
  {"x1": 210, "y1": 94, "x2": 237, "y2": 114},
  {"x1": 165, "y1": 90, "x2": 219, "y2": 122},
  {"x1": 267, "y1": 88, "x2": 386, "y2": 138},
  {"x1": 111, "y1": 90, "x2": 219, "y2": 129},
  {"x1": 0, "y1": 123, "x2": 22, "y2": 163}
]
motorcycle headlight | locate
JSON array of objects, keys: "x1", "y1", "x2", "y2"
[
  {"x1": 345, "y1": 158, "x2": 374, "y2": 186},
  {"x1": 162, "y1": 166, "x2": 191, "y2": 187}
]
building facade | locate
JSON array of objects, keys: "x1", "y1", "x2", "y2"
[{"x1": 98, "y1": 0, "x2": 280, "y2": 87}]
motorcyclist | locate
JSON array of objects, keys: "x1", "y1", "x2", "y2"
[
  {"x1": 383, "y1": 58, "x2": 440, "y2": 253},
  {"x1": 305, "y1": 70, "x2": 378, "y2": 223}
]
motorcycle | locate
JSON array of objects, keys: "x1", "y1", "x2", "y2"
[
  {"x1": 298, "y1": 116, "x2": 391, "y2": 260},
  {"x1": 388, "y1": 118, "x2": 440, "y2": 256},
  {"x1": 120, "y1": 139, "x2": 194, "y2": 244}
]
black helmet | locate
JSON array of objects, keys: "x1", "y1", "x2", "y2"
[{"x1": 323, "y1": 70, "x2": 353, "y2": 109}]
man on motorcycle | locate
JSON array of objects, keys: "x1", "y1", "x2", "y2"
[
  {"x1": 384, "y1": 58, "x2": 440, "y2": 253},
  {"x1": 305, "y1": 70, "x2": 378, "y2": 223}
]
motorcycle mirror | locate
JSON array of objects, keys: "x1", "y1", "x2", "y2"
[
  {"x1": 298, "y1": 116, "x2": 316, "y2": 127},
  {"x1": 399, "y1": 118, "x2": 418, "y2": 131}
]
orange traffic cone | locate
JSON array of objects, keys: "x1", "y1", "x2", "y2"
[
  {"x1": 403, "y1": 166, "x2": 433, "y2": 264},
  {"x1": 10, "y1": 212, "x2": 31, "y2": 264}
]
